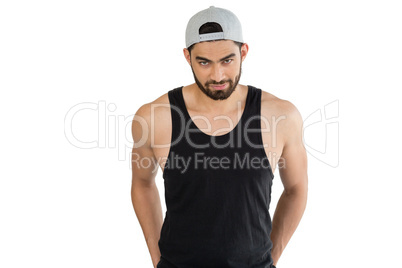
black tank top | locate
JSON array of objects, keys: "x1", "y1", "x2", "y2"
[{"x1": 158, "y1": 86, "x2": 275, "y2": 268}]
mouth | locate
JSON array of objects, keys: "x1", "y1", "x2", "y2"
[{"x1": 209, "y1": 83, "x2": 227, "y2": 90}]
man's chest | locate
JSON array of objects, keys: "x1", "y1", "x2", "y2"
[{"x1": 151, "y1": 116, "x2": 284, "y2": 174}]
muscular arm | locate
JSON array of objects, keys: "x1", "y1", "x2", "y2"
[
  {"x1": 270, "y1": 103, "x2": 308, "y2": 266},
  {"x1": 131, "y1": 104, "x2": 163, "y2": 267}
]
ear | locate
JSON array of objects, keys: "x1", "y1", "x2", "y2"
[
  {"x1": 183, "y1": 48, "x2": 191, "y2": 65},
  {"x1": 240, "y1": 43, "x2": 249, "y2": 62}
]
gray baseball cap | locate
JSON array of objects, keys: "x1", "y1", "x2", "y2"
[{"x1": 185, "y1": 6, "x2": 244, "y2": 48}]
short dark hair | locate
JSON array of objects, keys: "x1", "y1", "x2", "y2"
[{"x1": 187, "y1": 22, "x2": 243, "y2": 54}]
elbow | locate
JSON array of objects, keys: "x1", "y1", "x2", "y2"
[{"x1": 284, "y1": 178, "x2": 308, "y2": 202}]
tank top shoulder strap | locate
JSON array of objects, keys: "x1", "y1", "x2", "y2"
[
  {"x1": 242, "y1": 85, "x2": 262, "y2": 124},
  {"x1": 168, "y1": 86, "x2": 184, "y2": 108},
  {"x1": 247, "y1": 85, "x2": 261, "y2": 114},
  {"x1": 238, "y1": 85, "x2": 265, "y2": 152},
  {"x1": 167, "y1": 87, "x2": 187, "y2": 143}
]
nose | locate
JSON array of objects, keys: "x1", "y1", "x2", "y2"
[{"x1": 210, "y1": 64, "x2": 225, "y2": 82}]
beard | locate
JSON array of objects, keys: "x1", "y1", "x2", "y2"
[{"x1": 191, "y1": 65, "x2": 242, "y2": 101}]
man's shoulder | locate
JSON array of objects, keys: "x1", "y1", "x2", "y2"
[
  {"x1": 132, "y1": 92, "x2": 172, "y2": 144},
  {"x1": 259, "y1": 89, "x2": 303, "y2": 138},
  {"x1": 260, "y1": 89, "x2": 300, "y2": 119},
  {"x1": 135, "y1": 92, "x2": 170, "y2": 120}
]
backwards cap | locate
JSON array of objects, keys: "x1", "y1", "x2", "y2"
[{"x1": 185, "y1": 6, "x2": 244, "y2": 48}]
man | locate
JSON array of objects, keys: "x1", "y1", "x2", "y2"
[{"x1": 131, "y1": 6, "x2": 308, "y2": 268}]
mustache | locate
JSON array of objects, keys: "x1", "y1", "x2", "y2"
[{"x1": 205, "y1": 79, "x2": 232, "y2": 86}]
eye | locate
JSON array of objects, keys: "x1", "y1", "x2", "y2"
[
  {"x1": 223, "y1": 59, "x2": 233, "y2": 64},
  {"x1": 199, "y1": 61, "x2": 209, "y2": 66}
]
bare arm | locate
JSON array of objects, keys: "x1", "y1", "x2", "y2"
[
  {"x1": 131, "y1": 104, "x2": 163, "y2": 267},
  {"x1": 270, "y1": 103, "x2": 308, "y2": 266}
]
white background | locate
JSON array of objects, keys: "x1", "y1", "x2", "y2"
[{"x1": 1, "y1": 0, "x2": 401, "y2": 267}]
